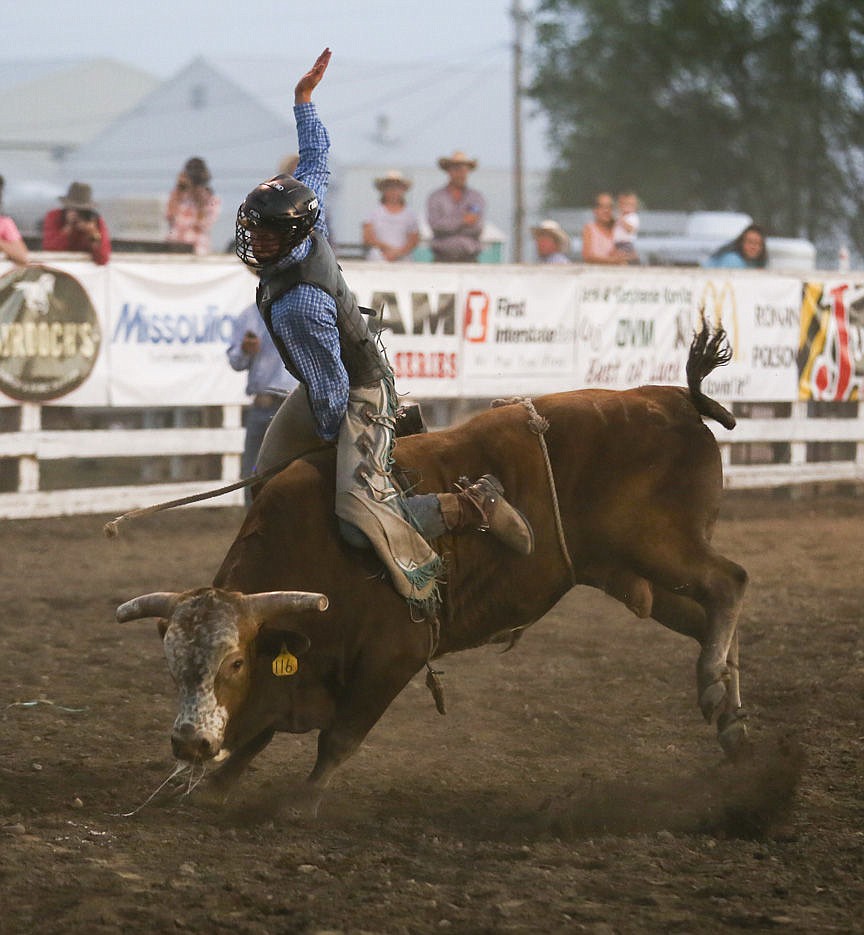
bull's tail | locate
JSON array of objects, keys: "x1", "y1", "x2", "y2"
[{"x1": 686, "y1": 314, "x2": 736, "y2": 429}]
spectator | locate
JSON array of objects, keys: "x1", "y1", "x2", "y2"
[
  {"x1": 705, "y1": 223, "x2": 768, "y2": 269},
  {"x1": 41, "y1": 182, "x2": 111, "y2": 265},
  {"x1": 166, "y1": 157, "x2": 221, "y2": 255},
  {"x1": 427, "y1": 150, "x2": 485, "y2": 262},
  {"x1": 362, "y1": 170, "x2": 420, "y2": 262},
  {"x1": 581, "y1": 192, "x2": 630, "y2": 265},
  {"x1": 278, "y1": 153, "x2": 300, "y2": 177},
  {"x1": 227, "y1": 295, "x2": 299, "y2": 506},
  {"x1": 531, "y1": 219, "x2": 571, "y2": 264},
  {"x1": 612, "y1": 190, "x2": 640, "y2": 263},
  {"x1": 0, "y1": 175, "x2": 28, "y2": 266}
]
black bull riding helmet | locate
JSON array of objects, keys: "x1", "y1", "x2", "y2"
[{"x1": 235, "y1": 175, "x2": 320, "y2": 269}]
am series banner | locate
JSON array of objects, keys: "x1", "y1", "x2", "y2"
[{"x1": 1, "y1": 256, "x2": 861, "y2": 407}]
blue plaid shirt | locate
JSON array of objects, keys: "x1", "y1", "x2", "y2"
[{"x1": 264, "y1": 102, "x2": 347, "y2": 441}]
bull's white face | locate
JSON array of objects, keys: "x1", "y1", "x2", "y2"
[
  {"x1": 116, "y1": 586, "x2": 326, "y2": 763},
  {"x1": 161, "y1": 593, "x2": 251, "y2": 762}
]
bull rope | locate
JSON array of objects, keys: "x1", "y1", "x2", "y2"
[
  {"x1": 492, "y1": 396, "x2": 577, "y2": 587},
  {"x1": 102, "y1": 445, "x2": 330, "y2": 538}
]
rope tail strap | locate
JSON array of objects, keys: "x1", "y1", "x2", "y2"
[{"x1": 492, "y1": 396, "x2": 577, "y2": 586}]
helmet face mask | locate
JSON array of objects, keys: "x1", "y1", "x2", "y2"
[{"x1": 235, "y1": 176, "x2": 320, "y2": 269}]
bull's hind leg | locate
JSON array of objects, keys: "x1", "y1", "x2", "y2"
[
  {"x1": 716, "y1": 629, "x2": 748, "y2": 759},
  {"x1": 651, "y1": 551, "x2": 747, "y2": 757},
  {"x1": 687, "y1": 551, "x2": 748, "y2": 725}
]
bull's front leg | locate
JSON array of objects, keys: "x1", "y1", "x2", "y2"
[
  {"x1": 206, "y1": 727, "x2": 276, "y2": 799},
  {"x1": 304, "y1": 657, "x2": 423, "y2": 816}
]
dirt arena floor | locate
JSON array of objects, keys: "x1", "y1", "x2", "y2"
[{"x1": 1, "y1": 489, "x2": 863, "y2": 934}]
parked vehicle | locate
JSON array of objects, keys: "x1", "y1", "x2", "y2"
[{"x1": 636, "y1": 211, "x2": 816, "y2": 271}]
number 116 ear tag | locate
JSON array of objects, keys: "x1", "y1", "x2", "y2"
[{"x1": 272, "y1": 641, "x2": 299, "y2": 677}]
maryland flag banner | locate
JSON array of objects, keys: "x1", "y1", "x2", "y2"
[{"x1": 798, "y1": 281, "x2": 864, "y2": 401}]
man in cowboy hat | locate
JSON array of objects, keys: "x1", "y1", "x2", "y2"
[
  {"x1": 427, "y1": 150, "x2": 485, "y2": 263},
  {"x1": 362, "y1": 169, "x2": 420, "y2": 262},
  {"x1": 531, "y1": 219, "x2": 572, "y2": 265},
  {"x1": 41, "y1": 182, "x2": 111, "y2": 265}
]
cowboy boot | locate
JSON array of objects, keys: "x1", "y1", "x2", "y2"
[{"x1": 438, "y1": 475, "x2": 534, "y2": 555}]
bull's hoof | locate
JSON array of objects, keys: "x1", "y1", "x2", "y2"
[
  {"x1": 699, "y1": 679, "x2": 727, "y2": 723},
  {"x1": 717, "y1": 709, "x2": 750, "y2": 762}
]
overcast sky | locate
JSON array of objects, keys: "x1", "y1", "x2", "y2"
[{"x1": 5, "y1": 0, "x2": 520, "y2": 76}]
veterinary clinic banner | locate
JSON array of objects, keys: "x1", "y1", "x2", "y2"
[{"x1": 572, "y1": 272, "x2": 802, "y2": 401}]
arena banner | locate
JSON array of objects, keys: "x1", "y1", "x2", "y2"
[
  {"x1": 0, "y1": 259, "x2": 110, "y2": 406},
  {"x1": 572, "y1": 272, "x2": 801, "y2": 401},
  {"x1": 797, "y1": 279, "x2": 864, "y2": 402},
  {"x1": 0, "y1": 256, "x2": 838, "y2": 408},
  {"x1": 346, "y1": 263, "x2": 579, "y2": 398},
  {"x1": 698, "y1": 274, "x2": 802, "y2": 401},
  {"x1": 106, "y1": 259, "x2": 252, "y2": 406},
  {"x1": 345, "y1": 263, "x2": 463, "y2": 398},
  {"x1": 455, "y1": 267, "x2": 578, "y2": 397}
]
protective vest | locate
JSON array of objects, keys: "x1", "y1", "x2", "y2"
[{"x1": 256, "y1": 232, "x2": 390, "y2": 388}]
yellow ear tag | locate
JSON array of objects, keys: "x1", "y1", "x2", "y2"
[{"x1": 272, "y1": 642, "x2": 299, "y2": 677}]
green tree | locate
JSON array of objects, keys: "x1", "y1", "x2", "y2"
[{"x1": 530, "y1": 0, "x2": 864, "y2": 251}]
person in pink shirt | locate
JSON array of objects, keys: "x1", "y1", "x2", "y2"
[
  {"x1": 41, "y1": 182, "x2": 111, "y2": 265},
  {"x1": 581, "y1": 191, "x2": 631, "y2": 265},
  {"x1": 0, "y1": 175, "x2": 28, "y2": 266},
  {"x1": 165, "y1": 157, "x2": 221, "y2": 255}
]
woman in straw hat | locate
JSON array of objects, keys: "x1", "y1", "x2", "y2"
[
  {"x1": 362, "y1": 169, "x2": 419, "y2": 262},
  {"x1": 427, "y1": 150, "x2": 485, "y2": 262}
]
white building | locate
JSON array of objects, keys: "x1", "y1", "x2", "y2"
[{"x1": 1, "y1": 54, "x2": 553, "y2": 260}]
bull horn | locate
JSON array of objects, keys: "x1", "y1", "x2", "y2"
[
  {"x1": 116, "y1": 592, "x2": 180, "y2": 623},
  {"x1": 244, "y1": 591, "x2": 329, "y2": 620}
]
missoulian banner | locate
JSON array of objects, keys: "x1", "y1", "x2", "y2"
[
  {"x1": 0, "y1": 257, "x2": 847, "y2": 407},
  {"x1": 107, "y1": 260, "x2": 252, "y2": 406}
]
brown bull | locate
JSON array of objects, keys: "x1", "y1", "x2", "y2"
[{"x1": 117, "y1": 327, "x2": 748, "y2": 809}]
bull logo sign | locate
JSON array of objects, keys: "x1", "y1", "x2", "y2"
[
  {"x1": 798, "y1": 282, "x2": 864, "y2": 401},
  {"x1": 0, "y1": 265, "x2": 101, "y2": 401}
]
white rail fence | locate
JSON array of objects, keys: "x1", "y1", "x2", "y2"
[
  {"x1": 0, "y1": 403, "x2": 245, "y2": 519},
  {"x1": 1, "y1": 398, "x2": 862, "y2": 520}
]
